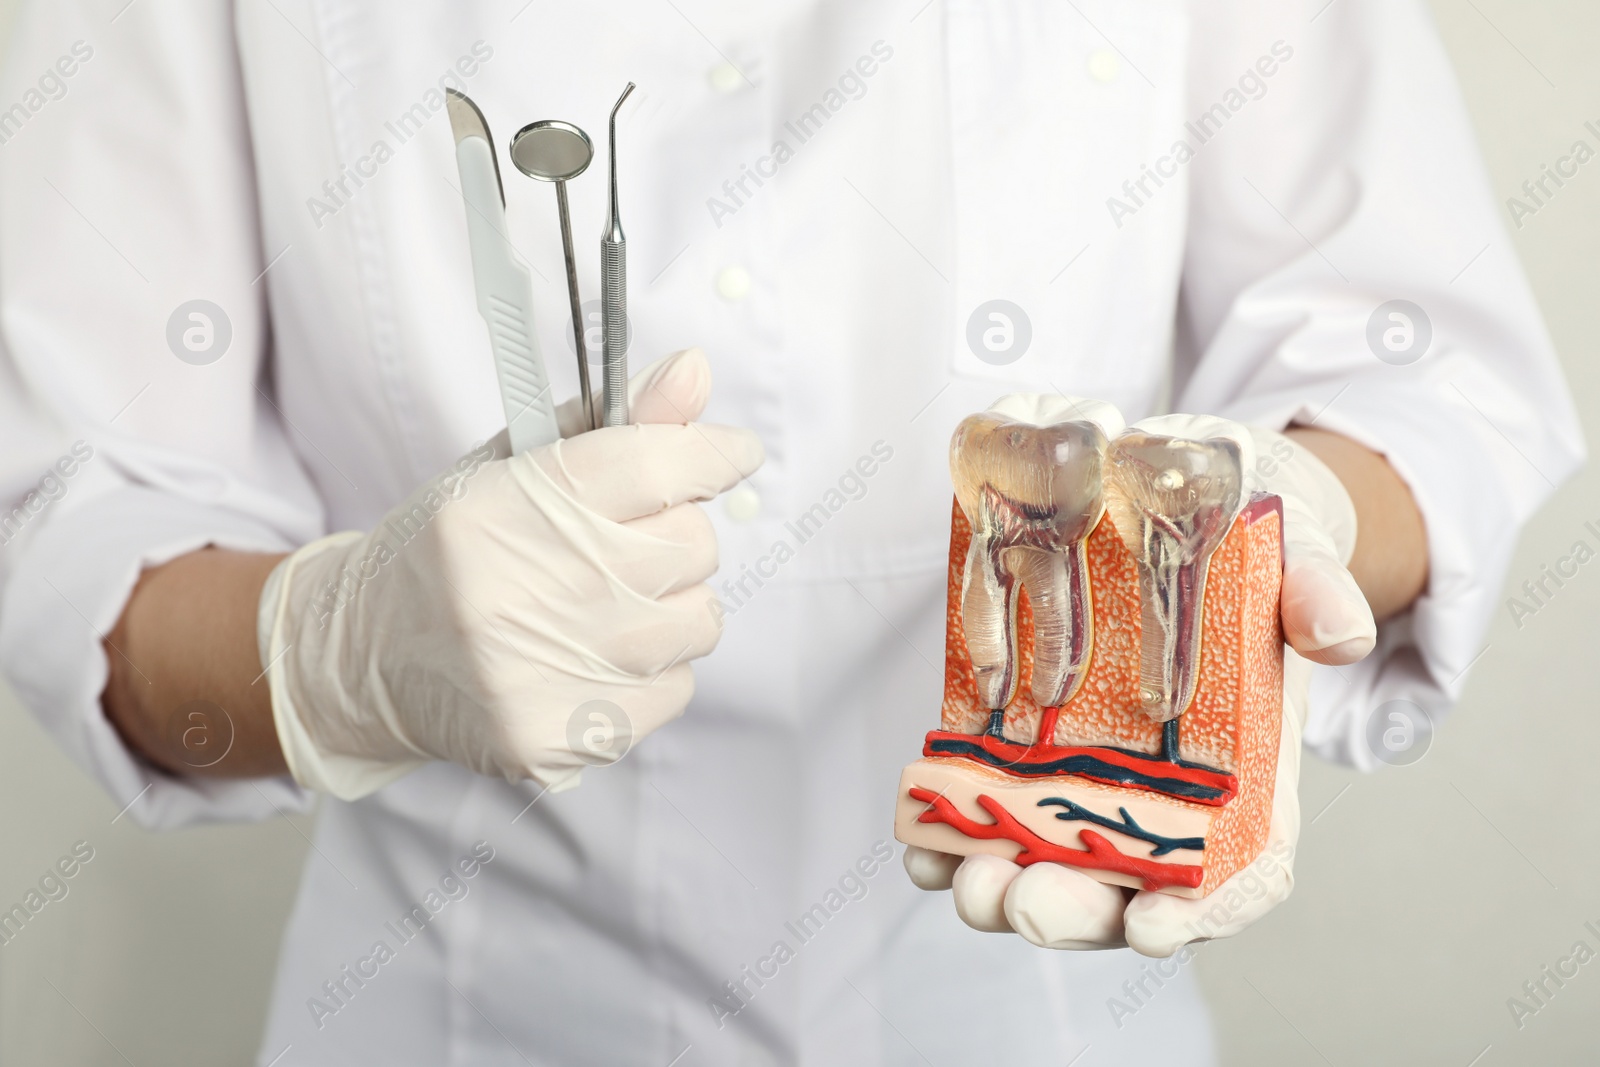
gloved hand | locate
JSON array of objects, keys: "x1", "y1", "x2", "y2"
[
  {"x1": 257, "y1": 348, "x2": 763, "y2": 800},
  {"x1": 904, "y1": 401, "x2": 1376, "y2": 957}
]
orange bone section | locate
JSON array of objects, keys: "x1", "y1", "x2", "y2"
[{"x1": 900, "y1": 496, "x2": 1285, "y2": 896}]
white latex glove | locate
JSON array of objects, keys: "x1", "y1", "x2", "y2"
[
  {"x1": 257, "y1": 348, "x2": 763, "y2": 800},
  {"x1": 905, "y1": 403, "x2": 1376, "y2": 957}
]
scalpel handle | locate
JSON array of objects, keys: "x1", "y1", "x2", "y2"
[{"x1": 455, "y1": 135, "x2": 561, "y2": 454}]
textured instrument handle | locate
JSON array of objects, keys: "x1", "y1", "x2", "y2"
[{"x1": 601, "y1": 238, "x2": 628, "y2": 428}]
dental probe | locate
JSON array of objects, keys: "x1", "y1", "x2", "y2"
[
  {"x1": 445, "y1": 89, "x2": 561, "y2": 454},
  {"x1": 601, "y1": 82, "x2": 635, "y2": 428}
]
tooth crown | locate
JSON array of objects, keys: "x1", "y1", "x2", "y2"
[
  {"x1": 951, "y1": 414, "x2": 1108, "y2": 547},
  {"x1": 1103, "y1": 435, "x2": 1245, "y2": 560}
]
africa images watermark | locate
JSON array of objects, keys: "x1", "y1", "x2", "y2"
[
  {"x1": 306, "y1": 40, "x2": 495, "y2": 230},
  {"x1": 1105, "y1": 40, "x2": 1295, "y2": 228},
  {"x1": 0, "y1": 40, "x2": 93, "y2": 147},
  {"x1": 1503, "y1": 118, "x2": 1600, "y2": 230},
  {"x1": 165, "y1": 700, "x2": 236, "y2": 770},
  {"x1": 1105, "y1": 840, "x2": 1294, "y2": 1030},
  {"x1": 710, "y1": 439, "x2": 895, "y2": 620},
  {"x1": 0, "y1": 840, "x2": 95, "y2": 948},
  {"x1": 0, "y1": 441, "x2": 95, "y2": 549},
  {"x1": 707, "y1": 839, "x2": 896, "y2": 1031},
  {"x1": 1505, "y1": 920, "x2": 1600, "y2": 1031},
  {"x1": 705, "y1": 40, "x2": 895, "y2": 228},
  {"x1": 311, "y1": 440, "x2": 495, "y2": 628},
  {"x1": 1503, "y1": 517, "x2": 1600, "y2": 630},
  {"x1": 306, "y1": 840, "x2": 497, "y2": 1030}
]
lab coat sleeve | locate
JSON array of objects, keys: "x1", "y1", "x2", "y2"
[
  {"x1": 0, "y1": 2, "x2": 324, "y2": 825},
  {"x1": 1171, "y1": 0, "x2": 1585, "y2": 767}
]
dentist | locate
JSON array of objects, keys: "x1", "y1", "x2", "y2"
[{"x1": 0, "y1": 1, "x2": 1580, "y2": 1064}]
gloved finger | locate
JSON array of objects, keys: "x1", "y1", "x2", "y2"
[
  {"x1": 1117, "y1": 638, "x2": 1306, "y2": 957},
  {"x1": 535, "y1": 421, "x2": 765, "y2": 522},
  {"x1": 601, "y1": 584, "x2": 723, "y2": 676},
  {"x1": 614, "y1": 662, "x2": 697, "y2": 739},
  {"x1": 1280, "y1": 545, "x2": 1376, "y2": 666},
  {"x1": 510, "y1": 664, "x2": 697, "y2": 783},
  {"x1": 951, "y1": 854, "x2": 1022, "y2": 932},
  {"x1": 903, "y1": 845, "x2": 962, "y2": 891},
  {"x1": 1122, "y1": 843, "x2": 1295, "y2": 958},
  {"x1": 1261, "y1": 429, "x2": 1374, "y2": 665},
  {"x1": 630, "y1": 348, "x2": 713, "y2": 426},
  {"x1": 1002, "y1": 862, "x2": 1129, "y2": 950},
  {"x1": 556, "y1": 347, "x2": 713, "y2": 436},
  {"x1": 615, "y1": 503, "x2": 719, "y2": 597},
  {"x1": 1118, "y1": 658, "x2": 1306, "y2": 957}
]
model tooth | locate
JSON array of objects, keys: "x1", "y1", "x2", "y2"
[
  {"x1": 1103, "y1": 432, "x2": 1245, "y2": 723},
  {"x1": 950, "y1": 414, "x2": 1108, "y2": 725}
]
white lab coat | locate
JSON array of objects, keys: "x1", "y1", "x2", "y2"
[{"x1": 0, "y1": 0, "x2": 1582, "y2": 1064}]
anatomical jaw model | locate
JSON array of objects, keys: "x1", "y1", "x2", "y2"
[{"x1": 894, "y1": 413, "x2": 1285, "y2": 898}]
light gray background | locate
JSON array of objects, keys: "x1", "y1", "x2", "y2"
[{"x1": 1, "y1": 2, "x2": 1595, "y2": 1064}]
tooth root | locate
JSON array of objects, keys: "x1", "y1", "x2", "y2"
[
  {"x1": 1104, "y1": 432, "x2": 1245, "y2": 723},
  {"x1": 1007, "y1": 544, "x2": 1093, "y2": 709},
  {"x1": 950, "y1": 414, "x2": 1108, "y2": 723},
  {"x1": 1132, "y1": 536, "x2": 1195, "y2": 724},
  {"x1": 961, "y1": 536, "x2": 1018, "y2": 711}
]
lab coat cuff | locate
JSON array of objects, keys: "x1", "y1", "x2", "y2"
[
  {"x1": 1216, "y1": 387, "x2": 1577, "y2": 769},
  {"x1": 0, "y1": 485, "x2": 313, "y2": 828}
]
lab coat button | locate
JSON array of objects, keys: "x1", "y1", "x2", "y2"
[
  {"x1": 717, "y1": 266, "x2": 752, "y2": 301},
  {"x1": 1088, "y1": 50, "x2": 1120, "y2": 83},
  {"x1": 724, "y1": 485, "x2": 761, "y2": 521},
  {"x1": 709, "y1": 63, "x2": 744, "y2": 92}
]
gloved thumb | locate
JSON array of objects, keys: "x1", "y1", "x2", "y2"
[
  {"x1": 1122, "y1": 849, "x2": 1294, "y2": 958},
  {"x1": 557, "y1": 348, "x2": 713, "y2": 436},
  {"x1": 1271, "y1": 437, "x2": 1377, "y2": 666},
  {"x1": 1281, "y1": 546, "x2": 1375, "y2": 665}
]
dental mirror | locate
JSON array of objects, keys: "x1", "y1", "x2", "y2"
[
  {"x1": 510, "y1": 120, "x2": 597, "y2": 429},
  {"x1": 510, "y1": 121, "x2": 593, "y2": 181}
]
